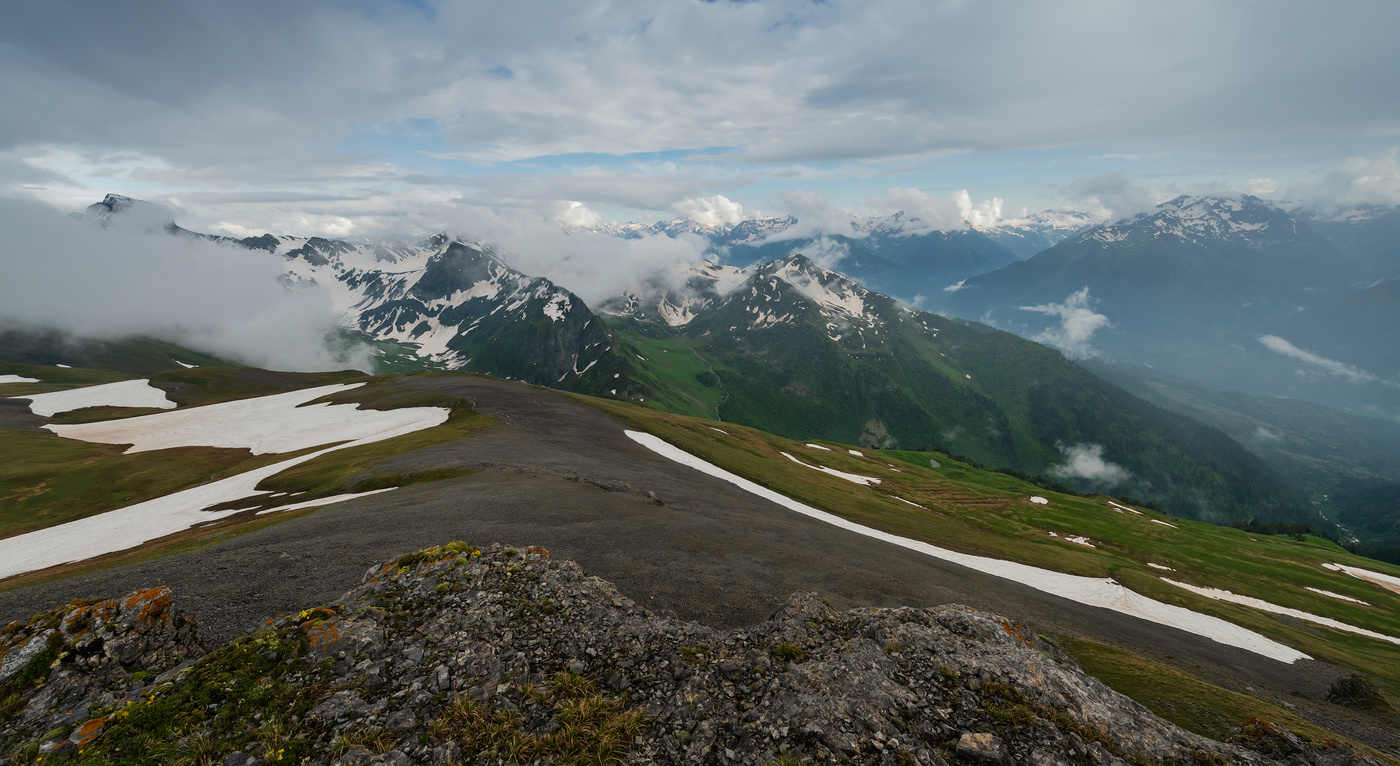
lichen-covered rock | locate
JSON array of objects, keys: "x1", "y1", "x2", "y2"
[
  {"x1": 0, "y1": 544, "x2": 1385, "y2": 765},
  {"x1": 0, "y1": 585, "x2": 203, "y2": 750}
]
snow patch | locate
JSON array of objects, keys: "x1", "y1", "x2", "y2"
[
  {"x1": 0, "y1": 375, "x2": 40, "y2": 384},
  {"x1": 1047, "y1": 532, "x2": 1095, "y2": 548},
  {"x1": 16, "y1": 379, "x2": 176, "y2": 417},
  {"x1": 1147, "y1": 563, "x2": 1176, "y2": 572},
  {"x1": 0, "y1": 391, "x2": 446, "y2": 581},
  {"x1": 1324, "y1": 563, "x2": 1400, "y2": 595},
  {"x1": 1151, "y1": 520, "x2": 1178, "y2": 529},
  {"x1": 46, "y1": 383, "x2": 447, "y2": 455},
  {"x1": 543, "y1": 294, "x2": 571, "y2": 322},
  {"x1": 805, "y1": 443, "x2": 832, "y2": 451},
  {"x1": 1029, "y1": 496, "x2": 1049, "y2": 505},
  {"x1": 780, "y1": 452, "x2": 883, "y2": 486},
  {"x1": 1305, "y1": 587, "x2": 1369, "y2": 605},
  {"x1": 626, "y1": 430, "x2": 1309, "y2": 663},
  {"x1": 174, "y1": 360, "x2": 198, "y2": 369},
  {"x1": 1162, "y1": 579, "x2": 1400, "y2": 648}
]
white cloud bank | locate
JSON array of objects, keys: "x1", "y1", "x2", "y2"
[
  {"x1": 674, "y1": 195, "x2": 745, "y2": 227},
  {"x1": 1020, "y1": 288, "x2": 1111, "y2": 360},
  {"x1": 0, "y1": 197, "x2": 371, "y2": 372},
  {"x1": 1048, "y1": 443, "x2": 1132, "y2": 488}
]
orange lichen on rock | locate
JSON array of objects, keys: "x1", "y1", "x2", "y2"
[
  {"x1": 1001, "y1": 618, "x2": 1035, "y2": 648},
  {"x1": 69, "y1": 713, "x2": 114, "y2": 749},
  {"x1": 121, "y1": 586, "x2": 174, "y2": 626}
]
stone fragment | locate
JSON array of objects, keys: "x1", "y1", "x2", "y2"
[{"x1": 956, "y1": 732, "x2": 1008, "y2": 763}]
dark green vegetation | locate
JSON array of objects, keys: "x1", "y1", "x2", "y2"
[
  {"x1": 1091, "y1": 362, "x2": 1400, "y2": 563},
  {"x1": 1334, "y1": 485, "x2": 1400, "y2": 564},
  {"x1": 0, "y1": 329, "x2": 232, "y2": 376},
  {"x1": 606, "y1": 256, "x2": 1309, "y2": 526}
]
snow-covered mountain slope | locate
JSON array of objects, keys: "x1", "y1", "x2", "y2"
[
  {"x1": 1087, "y1": 195, "x2": 1307, "y2": 247},
  {"x1": 261, "y1": 234, "x2": 629, "y2": 391}
]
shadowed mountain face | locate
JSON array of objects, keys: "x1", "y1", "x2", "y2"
[{"x1": 938, "y1": 195, "x2": 1400, "y2": 419}]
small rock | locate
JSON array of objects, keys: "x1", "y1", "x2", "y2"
[
  {"x1": 956, "y1": 732, "x2": 1008, "y2": 764},
  {"x1": 386, "y1": 707, "x2": 416, "y2": 733}
]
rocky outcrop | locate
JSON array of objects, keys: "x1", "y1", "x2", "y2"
[
  {"x1": 0, "y1": 586, "x2": 204, "y2": 755},
  {"x1": 0, "y1": 545, "x2": 1384, "y2": 765}
]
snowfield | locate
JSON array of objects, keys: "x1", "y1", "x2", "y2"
[
  {"x1": 780, "y1": 451, "x2": 882, "y2": 485},
  {"x1": 0, "y1": 375, "x2": 41, "y2": 384},
  {"x1": 1324, "y1": 562, "x2": 1400, "y2": 595},
  {"x1": 46, "y1": 383, "x2": 443, "y2": 454},
  {"x1": 0, "y1": 384, "x2": 450, "y2": 580},
  {"x1": 1163, "y1": 579, "x2": 1400, "y2": 647},
  {"x1": 14, "y1": 379, "x2": 176, "y2": 417},
  {"x1": 627, "y1": 430, "x2": 1308, "y2": 663}
]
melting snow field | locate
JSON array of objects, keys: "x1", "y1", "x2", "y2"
[
  {"x1": 1305, "y1": 587, "x2": 1369, "y2": 605},
  {"x1": 0, "y1": 384, "x2": 450, "y2": 580},
  {"x1": 1162, "y1": 579, "x2": 1400, "y2": 648},
  {"x1": 780, "y1": 452, "x2": 882, "y2": 486},
  {"x1": 1324, "y1": 563, "x2": 1400, "y2": 595},
  {"x1": 627, "y1": 430, "x2": 1308, "y2": 663},
  {"x1": 45, "y1": 384, "x2": 438, "y2": 454},
  {"x1": 1029, "y1": 496, "x2": 1049, "y2": 505},
  {"x1": 14, "y1": 379, "x2": 176, "y2": 417},
  {"x1": 0, "y1": 375, "x2": 41, "y2": 384}
]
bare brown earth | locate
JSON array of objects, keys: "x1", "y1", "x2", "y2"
[{"x1": 0, "y1": 374, "x2": 1390, "y2": 749}]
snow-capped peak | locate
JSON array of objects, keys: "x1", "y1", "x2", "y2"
[{"x1": 1087, "y1": 195, "x2": 1298, "y2": 246}]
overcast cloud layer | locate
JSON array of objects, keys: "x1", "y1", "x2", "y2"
[{"x1": 3, "y1": 0, "x2": 1399, "y2": 237}]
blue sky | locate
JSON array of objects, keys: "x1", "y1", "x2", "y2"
[{"x1": 3, "y1": 0, "x2": 1399, "y2": 237}]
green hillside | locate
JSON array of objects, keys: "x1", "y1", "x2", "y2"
[{"x1": 606, "y1": 257, "x2": 1311, "y2": 526}]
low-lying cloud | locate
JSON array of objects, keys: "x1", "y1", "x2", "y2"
[
  {"x1": 674, "y1": 195, "x2": 745, "y2": 227},
  {"x1": 1048, "y1": 443, "x2": 1132, "y2": 488},
  {"x1": 1020, "y1": 287, "x2": 1111, "y2": 360},
  {"x1": 0, "y1": 197, "x2": 371, "y2": 372},
  {"x1": 1258, "y1": 335, "x2": 1380, "y2": 384},
  {"x1": 447, "y1": 205, "x2": 712, "y2": 305},
  {"x1": 791, "y1": 237, "x2": 849, "y2": 269}
]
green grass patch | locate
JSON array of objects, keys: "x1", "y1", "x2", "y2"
[
  {"x1": 0, "y1": 363, "x2": 135, "y2": 398},
  {"x1": 1054, "y1": 634, "x2": 1375, "y2": 751},
  {"x1": 46, "y1": 406, "x2": 172, "y2": 425},
  {"x1": 149, "y1": 367, "x2": 369, "y2": 408}
]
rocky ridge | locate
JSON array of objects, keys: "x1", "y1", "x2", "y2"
[{"x1": 0, "y1": 544, "x2": 1384, "y2": 765}]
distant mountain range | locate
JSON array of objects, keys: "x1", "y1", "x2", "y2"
[
  {"x1": 40, "y1": 190, "x2": 1400, "y2": 531},
  {"x1": 939, "y1": 195, "x2": 1400, "y2": 420}
]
